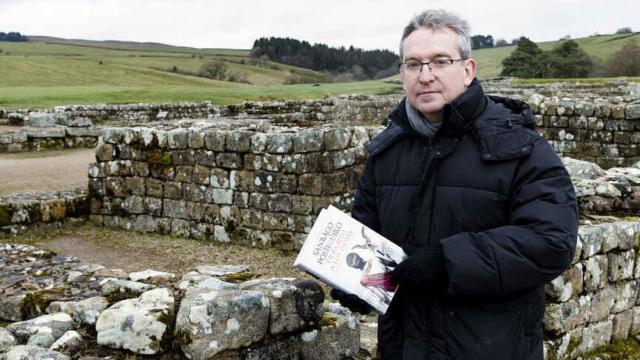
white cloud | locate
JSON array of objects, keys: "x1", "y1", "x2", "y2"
[{"x1": 0, "y1": 0, "x2": 638, "y2": 51}]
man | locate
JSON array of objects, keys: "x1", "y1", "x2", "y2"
[{"x1": 331, "y1": 9, "x2": 578, "y2": 360}]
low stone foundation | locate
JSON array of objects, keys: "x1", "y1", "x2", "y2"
[
  {"x1": 0, "y1": 244, "x2": 360, "y2": 359},
  {"x1": 0, "y1": 188, "x2": 87, "y2": 238},
  {"x1": 0, "y1": 126, "x2": 100, "y2": 153}
]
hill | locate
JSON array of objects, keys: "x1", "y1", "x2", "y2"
[{"x1": 0, "y1": 37, "x2": 401, "y2": 108}]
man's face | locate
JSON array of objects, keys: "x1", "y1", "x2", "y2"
[{"x1": 400, "y1": 27, "x2": 476, "y2": 122}]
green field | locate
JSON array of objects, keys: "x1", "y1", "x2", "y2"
[{"x1": 0, "y1": 33, "x2": 638, "y2": 108}]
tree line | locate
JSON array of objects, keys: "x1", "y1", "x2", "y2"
[
  {"x1": 0, "y1": 32, "x2": 28, "y2": 42},
  {"x1": 250, "y1": 37, "x2": 398, "y2": 80}
]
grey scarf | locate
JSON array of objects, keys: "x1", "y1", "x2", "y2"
[{"x1": 405, "y1": 100, "x2": 442, "y2": 140}]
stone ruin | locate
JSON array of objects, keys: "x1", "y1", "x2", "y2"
[{"x1": 1, "y1": 80, "x2": 640, "y2": 359}]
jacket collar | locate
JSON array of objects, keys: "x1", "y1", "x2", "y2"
[{"x1": 367, "y1": 78, "x2": 537, "y2": 161}]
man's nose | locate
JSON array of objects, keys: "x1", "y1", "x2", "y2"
[{"x1": 417, "y1": 66, "x2": 436, "y2": 83}]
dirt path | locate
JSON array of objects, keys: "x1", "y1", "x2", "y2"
[{"x1": 0, "y1": 149, "x2": 95, "y2": 196}]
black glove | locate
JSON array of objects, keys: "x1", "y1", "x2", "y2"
[
  {"x1": 330, "y1": 288, "x2": 372, "y2": 315},
  {"x1": 389, "y1": 245, "x2": 447, "y2": 290}
]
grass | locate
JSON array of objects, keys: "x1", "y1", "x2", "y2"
[{"x1": 0, "y1": 81, "x2": 402, "y2": 108}]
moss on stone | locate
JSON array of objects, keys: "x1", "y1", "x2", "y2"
[
  {"x1": 581, "y1": 338, "x2": 640, "y2": 359},
  {"x1": 225, "y1": 272, "x2": 257, "y2": 283},
  {"x1": 0, "y1": 205, "x2": 12, "y2": 226},
  {"x1": 147, "y1": 150, "x2": 172, "y2": 167},
  {"x1": 319, "y1": 313, "x2": 339, "y2": 328}
]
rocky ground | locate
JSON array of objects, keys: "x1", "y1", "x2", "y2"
[{"x1": 0, "y1": 222, "x2": 379, "y2": 359}]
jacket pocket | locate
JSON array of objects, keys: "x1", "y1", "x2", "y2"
[{"x1": 445, "y1": 305, "x2": 525, "y2": 360}]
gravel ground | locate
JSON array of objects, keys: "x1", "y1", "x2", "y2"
[
  {"x1": 3, "y1": 221, "x2": 304, "y2": 279},
  {"x1": 0, "y1": 148, "x2": 94, "y2": 196}
]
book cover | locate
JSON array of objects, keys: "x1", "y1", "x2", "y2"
[{"x1": 293, "y1": 205, "x2": 407, "y2": 314}]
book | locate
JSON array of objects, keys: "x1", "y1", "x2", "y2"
[{"x1": 293, "y1": 205, "x2": 407, "y2": 314}]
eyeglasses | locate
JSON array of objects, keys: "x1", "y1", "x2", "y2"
[{"x1": 399, "y1": 59, "x2": 466, "y2": 76}]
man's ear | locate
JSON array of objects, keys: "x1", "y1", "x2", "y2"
[{"x1": 464, "y1": 59, "x2": 477, "y2": 86}]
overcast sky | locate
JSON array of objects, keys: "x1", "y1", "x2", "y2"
[{"x1": 1, "y1": 0, "x2": 638, "y2": 52}]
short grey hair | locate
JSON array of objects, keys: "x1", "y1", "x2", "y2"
[{"x1": 399, "y1": 9, "x2": 472, "y2": 60}]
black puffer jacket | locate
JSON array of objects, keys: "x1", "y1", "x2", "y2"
[{"x1": 352, "y1": 79, "x2": 578, "y2": 360}]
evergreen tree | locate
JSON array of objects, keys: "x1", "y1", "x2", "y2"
[
  {"x1": 500, "y1": 37, "x2": 543, "y2": 78},
  {"x1": 540, "y1": 40, "x2": 593, "y2": 78}
]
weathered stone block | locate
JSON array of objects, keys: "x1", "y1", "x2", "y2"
[
  {"x1": 163, "y1": 199, "x2": 188, "y2": 219},
  {"x1": 131, "y1": 161, "x2": 149, "y2": 177},
  {"x1": 96, "y1": 288, "x2": 174, "y2": 355},
  {"x1": 188, "y1": 129, "x2": 205, "y2": 149},
  {"x1": 298, "y1": 174, "x2": 323, "y2": 195},
  {"x1": 612, "y1": 309, "x2": 633, "y2": 341},
  {"x1": 132, "y1": 215, "x2": 159, "y2": 232},
  {"x1": 547, "y1": 263, "x2": 583, "y2": 302},
  {"x1": 631, "y1": 306, "x2": 640, "y2": 335},
  {"x1": 265, "y1": 132, "x2": 294, "y2": 153},
  {"x1": 124, "y1": 177, "x2": 145, "y2": 196},
  {"x1": 3, "y1": 345, "x2": 70, "y2": 360},
  {"x1": 589, "y1": 287, "x2": 615, "y2": 322},
  {"x1": 195, "y1": 150, "x2": 217, "y2": 167},
  {"x1": 192, "y1": 165, "x2": 210, "y2": 185},
  {"x1": 229, "y1": 170, "x2": 255, "y2": 192},
  {"x1": 163, "y1": 182, "x2": 182, "y2": 199},
  {"x1": 172, "y1": 150, "x2": 195, "y2": 166},
  {"x1": 292, "y1": 195, "x2": 313, "y2": 215},
  {"x1": 241, "y1": 209, "x2": 263, "y2": 228},
  {"x1": 299, "y1": 302, "x2": 360, "y2": 360},
  {"x1": 210, "y1": 168, "x2": 230, "y2": 188},
  {"x1": 250, "y1": 133, "x2": 267, "y2": 153},
  {"x1": 216, "y1": 153, "x2": 243, "y2": 169},
  {"x1": 608, "y1": 249, "x2": 635, "y2": 282},
  {"x1": 206, "y1": 188, "x2": 233, "y2": 205},
  {"x1": 171, "y1": 219, "x2": 191, "y2": 237},
  {"x1": 294, "y1": 129, "x2": 324, "y2": 153},
  {"x1": 226, "y1": 130, "x2": 253, "y2": 152},
  {"x1": 612, "y1": 281, "x2": 638, "y2": 313},
  {"x1": 240, "y1": 278, "x2": 324, "y2": 334},
  {"x1": 105, "y1": 177, "x2": 126, "y2": 198},
  {"x1": 26, "y1": 112, "x2": 56, "y2": 127},
  {"x1": 233, "y1": 192, "x2": 249, "y2": 208},
  {"x1": 47, "y1": 296, "x2": 109, "y2": 326},
  {"x1": 7, "y1": 312, "x2": 74, "y2": 342},
  {"x1": 145, "y1": 178, "x2": 164, "y2": 198},
  {"x1": 183, "y1": 184, "x2": 206, "y2": 203},
  {"x1": 254, "y1": 171, "x2": 297, "y2": 193},
  {"x1": 267, "y1": 194, "x2": 292, "y2": 212},
  {"x1": 167, "y1": 128, "x2": 189, "y2": 149},
  {"x1": 583, "y1": 255, "x2": 608, "y2": 292},
  {"x1": 204, "y1": 130, "x2": 226, "y2": 151},
  {"x1": 175, "y1": 288, "x2": 269, "y2": 359},
  {"x1": 322, "y1": 171, "x2": 347, "y2": 195},
  {"x1": 544, "y1": 296, "x2": 590, "y2": 335},
  {"x1": 305, "y1": 152, "x2": 335, "y2": 173},
  {"x1": 122, "y1": 195, "x2": 145, "y2": 214},
  {"x1": 323, "y1": 128, "x2": 352, "y2": 151},
  {"x1": 579, "y1": 224, "x2": 604, "y2": 259},
  {"x1": 95, "y1": 143, "x2": 115, "y2": 162},
  {"x1": 578, "y1": 320, "x2": 613, "y2": 354}
]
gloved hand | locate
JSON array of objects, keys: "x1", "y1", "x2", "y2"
[
  {"x1": 389, "y1": 245, "x2": 447, "y2": 290},
  {"x1": 330, "y1": 288, "x2": 372, "y2": 315}
]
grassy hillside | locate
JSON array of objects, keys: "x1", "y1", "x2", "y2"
[
  {"x1": 0, "y1": 33, "x2": 638, "y2": 108},
  {"x1": 0, "y1": 37, "x2": 401, "y2": 108},
  {"x1": 473, "y1": 32, "x2": 640, "y2": 78}
]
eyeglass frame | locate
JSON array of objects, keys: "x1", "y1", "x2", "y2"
[{"x1": 398, "y1": 58, "x2": 467, "y2": 75}]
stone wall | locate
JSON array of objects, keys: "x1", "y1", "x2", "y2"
[
  {"x1": 2, "y1": 82, "x2": 639, "y2": 165},
  {"x1": 0, "y1": 188, "x2": 87, "y2": 238},
  {"x1": 0, "y1": 127, "x2": 100, "y2": 153},
  {"x1": 87, "y1": 125, "x2": 378, "y2": 250},
  {"x1": 544, "y1": 220, "x2": 640, "y2": 359},
  {"x1": 0, "y1": 244, "x2": 360, "y2": 359}
]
